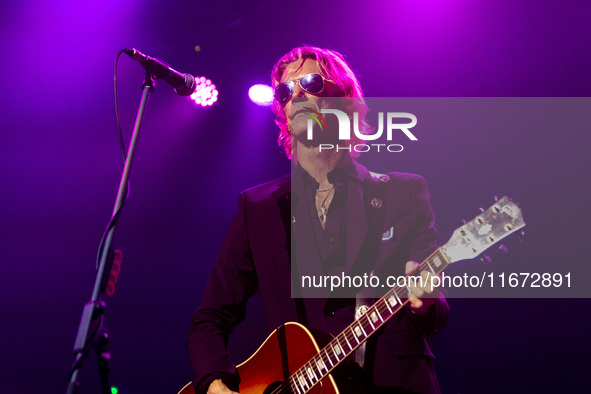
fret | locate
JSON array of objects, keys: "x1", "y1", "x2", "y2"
[
  {"x1": 332, "y1": 342, "x2": 341, "y2": 360},
  {"x1": 432, "y1": 254, "x2": 443, "y2": 268},
  {"x1": 342, "y1": 333, "x2": 353, "y2": 350},
  {"x1": 323, "y1": 353, "x2": 332, "y2": 370},
  {"x1": 426, "y1": 260, "x2": 436, "y2": 274},
  {"x1": 336, "y1": 339, "x2": 345, "y2": 355},
  {"x1": 351, "y1": 326, "x2": 361, "y2": 343},
  {"x1": 384, "y1": 297, "x2": 393, "y2": 313},
  {"x1": 325, "y1": 349, "x2": 334, "y2": 367},
  {"x1": 315, "y1": 357, "x2": 327, "y2": 373},
  {"x1": 394, "y1": 291, "x2": 403, "y2": 306},
  {"x1": 366, "y1": 313, "x2": 375, "y2": 330},
  {"x1": 292, "y1": 378, "x2": 302, "y2": 394},
  {"x1": 353, "y1": 322, "x2": 367, "y2": 338},
  {"x1": 438, "y1": 248, "x2": 451, "y2": 266},
  {"x1": 297, "y1": 372, "x2": 308, "y2": 390},
  {"x1": 360, "y1": 322, "x2": 367, "y2": 336},
  {"x1": 306, "y1": 365, "x2": 317, "y2": 383},
  {"x1": 301, "y1": 371, "x2": 310, "y2": 390},
  {"x1": 372, "y1": 308, "x2": 384, "y2": 323},
  {"x1": 305, "y1": 368, "x2": 314, "y2": 386},
  {"x1": 387, "y1": 294, "x2": 398, "y2": 309}
]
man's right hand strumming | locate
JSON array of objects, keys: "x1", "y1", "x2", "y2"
[{"x1": 207, "y1": 379, "x2": 239, "y2": 394}]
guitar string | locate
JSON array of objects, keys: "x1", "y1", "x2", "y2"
[{"x1": 270, "y1": 248, "x2": 448, "y2": 394}]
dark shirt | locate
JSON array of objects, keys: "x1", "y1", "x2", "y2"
[{"x1": 296, "y1": 157, "x2": 357, "y2": 266}]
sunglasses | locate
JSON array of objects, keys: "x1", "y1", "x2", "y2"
[{"x1": 274, "y1": 73, "x2": 330, "y2": 104}]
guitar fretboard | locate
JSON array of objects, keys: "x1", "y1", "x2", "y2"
[{"x1": 286, "y1": 248, "x2": 451, "y2": 394}]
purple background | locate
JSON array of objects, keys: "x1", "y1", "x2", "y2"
[{"x1": 1, "y1": 1, "x2": 589, "y2": 393}]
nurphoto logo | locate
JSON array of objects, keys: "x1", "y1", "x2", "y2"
[{"x1": 298, "y1": 98, "x2": 418, "y2": 153}]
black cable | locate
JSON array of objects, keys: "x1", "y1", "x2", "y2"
[
  {"x1": 114, "y1": 49, "x2": 127, "y2": 162},
  {"x1": 94, "y1": 50, "x2": 132, "y2": 270},
  {"x1": 95, "y1": 188, "x2": 128, "y2": 270}
]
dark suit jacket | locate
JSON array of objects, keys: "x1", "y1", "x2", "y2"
[{"x1": 187, "y1": 159, "x2": 448, "y2": 393}]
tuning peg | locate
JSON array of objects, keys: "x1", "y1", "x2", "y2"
[
  {"x1": 478, "y1": 207, "x2": 485, "y2": 213},
  {"x1": 498, "y1": 244, "x2": 509, "y2": 254},
  {"x1": 461, "y1": 219, "x2": 467, "y2": 224},
  {"x1": 494, "y1": 195, "x2": 499, "y2": 201},
  {"x1": 480, "y1": 255, "x2": 492, "y2": 264},
  {"x1": 517, "y1": 230, "x2": 526, "y2": 243}
]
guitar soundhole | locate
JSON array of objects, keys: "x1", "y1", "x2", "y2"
[{"x1": 263, "y1": 381, "x2": 286, "y2": 394}]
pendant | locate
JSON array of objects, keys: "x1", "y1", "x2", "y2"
[{"x1": 318, "y1": 203, "x2": 328, "y2": 225}]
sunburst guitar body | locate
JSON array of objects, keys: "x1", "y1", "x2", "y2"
[{"x1": 179, "y1": 322, "x2": 338, "y2": 394}]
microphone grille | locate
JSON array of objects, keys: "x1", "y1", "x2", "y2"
[{"x1": 175, "y1": 74, "x2": 196, "y2": 96}]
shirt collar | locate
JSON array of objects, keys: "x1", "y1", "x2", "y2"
[{"x1": 292, "y1": 153, "x2": 362, "y2": 186}]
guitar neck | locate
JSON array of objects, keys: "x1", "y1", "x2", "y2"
[{"x1": 287, "y1": 248, "x2": 451, "y2": 394}]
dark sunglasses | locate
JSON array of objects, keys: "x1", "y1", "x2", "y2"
[{"x1": 274, "y1": 73, "x2": 330, "y2": 104}]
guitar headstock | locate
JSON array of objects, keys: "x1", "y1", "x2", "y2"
[{"x1": 442, "y1": 196, "x2": 525, "y2": 263}]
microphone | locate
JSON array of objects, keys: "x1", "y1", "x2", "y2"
[{"x1": 124, "y1": 48, "x2": 196, "y2": 96}]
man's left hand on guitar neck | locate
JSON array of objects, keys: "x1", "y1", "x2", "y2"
[{"x1": 405, "y1": 260, "x2": 441, "y2": 315}]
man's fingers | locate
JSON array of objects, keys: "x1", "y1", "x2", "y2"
[
  {"x1": 207, "y1": 379, "x2": 239, "y2": 394},
  {"x1": 404, "y1": 261, "x2": 442, "y2": 314},
  {"x1": 408, "y1": 297, "x2": 423, "y2": 310},
  {"x1": 406, "y1": 261, "x2": 441, "y2": 296},
  {"x1": 405, "y1": 260, "x2": 419, "y2": 276},
  {"x1": 407, "y1": 282, "x2": 425, "y2": 298},
  {"x1": 420, "y1": 271, "x2": 438, "y2": 294}
]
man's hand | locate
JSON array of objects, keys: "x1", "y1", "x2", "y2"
[
  {"x1": 405, "y1": 261, "x2": 440, "y2": 315},
  {"x1": 207, "y1": 379, "x2": 238, "y2": 394}
]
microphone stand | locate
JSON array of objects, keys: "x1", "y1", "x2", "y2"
[{"x1": 66, "y1": 71, "x2": 157, "y2": 394}]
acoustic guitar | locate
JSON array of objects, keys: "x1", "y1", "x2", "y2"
[{"x1": 180, "y1": 196, "x2": 525, "y2": 394}]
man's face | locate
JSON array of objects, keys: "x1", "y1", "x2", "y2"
[{"x1": 280, "y1": 58, "x2": 326, "y2": 119}]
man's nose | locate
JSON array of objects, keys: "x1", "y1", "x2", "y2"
[{"x1": 292, "y1": 81, "x2": 306, "y2": 98}]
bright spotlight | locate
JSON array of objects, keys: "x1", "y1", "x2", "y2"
[
  {"x1": 248, "y1": 84, "x2": 273, "y2": 106},
  {"x1": 189, "y1": 77, "x2": 218, "y2": 107}
]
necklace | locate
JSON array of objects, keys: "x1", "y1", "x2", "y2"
[{"x1": 315, "y1": 186, "x2": 334, "y2": 225}]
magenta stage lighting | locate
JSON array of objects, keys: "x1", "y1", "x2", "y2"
[
  {"x1": 248, "y1": 84, "x2": 273, "y2": 106},
  {"x1": 189, "y1": 76, "x2": 218, "y2": 107}
]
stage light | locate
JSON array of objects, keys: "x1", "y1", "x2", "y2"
[
  {"x1": 248, "y1": 84, "x2": 273, "y2": 106},
  {"x1": 189, "y1": 77, "x2": 218, "y2": 107}
]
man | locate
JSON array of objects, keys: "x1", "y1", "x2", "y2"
[{"x1": 187, "y1": 46, "x2": 448, "y2": 393}]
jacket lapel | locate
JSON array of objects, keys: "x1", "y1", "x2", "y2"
[{"x1": 290, "y1": 171, "x2": 329, "y2": 298}]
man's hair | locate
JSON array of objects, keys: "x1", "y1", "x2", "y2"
[{"x1": 271, "y1": 46, "x2": 370, "y2": 158}]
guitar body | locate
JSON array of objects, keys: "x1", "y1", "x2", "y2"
[{"x1": 179, "y1": 322, "x2": 339, "y2": 394}]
